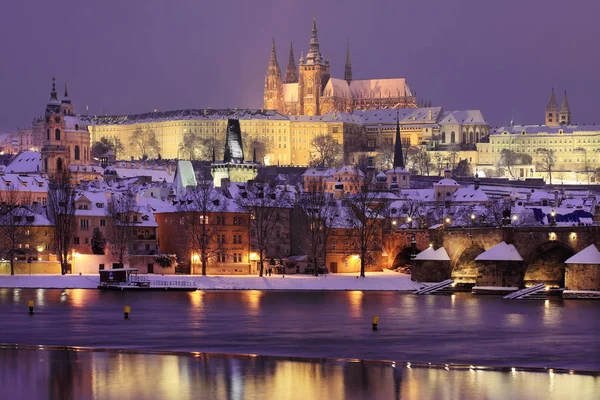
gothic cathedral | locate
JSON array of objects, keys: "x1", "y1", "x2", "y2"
[{"x1": 264, "y1": 18, "x2": 419, "y2": 116}]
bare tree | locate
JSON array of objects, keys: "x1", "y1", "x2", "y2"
[
  {"x1": 536, "y1": 149, "x2": 556, "y2": 184},
  {"x1": 296, "y1": 191, "x2": 338, "y2": 276},
  {"x1": 432, "y1": 152, "x2": 445, "y2": 176},
  {"x1": 374, "y1": 142, "x2": 394, "y2": 170},
  {"x1": 236, "y1": 180, "x2": 291, "y2": 277},
  {"x1": 178, "y1": 131, "x2": 203, "y2": 161},
  {"x1": 243, "y1": 135, "x2": 272, "y2": 164},
  {"x1": 176, "y1": 181, "x2": 228, "y2": 276},
  {"x1": 46, "y1": 173, "x2": 77, "y2": 275},
  {"x1": 106, "y1": 190, "x2": 137, "y2": 267},
  {"x1": 407, "y1": 146, "x2": 431, "y2": 175},
  {"x1": 343, "y1": 181, "x2": 388, "y2": 277},
  {"x1": 483, "y1": 197, "x2": 512, "y2": 227},
  {"x1": 130, "y1": 128, "x2": 162, "y2": 159},
  {"x1": 498, "y1": 149, "x2": 518, "y2": 178},
  {"x1": 0, "y1": 188, "x2": 38, "y2": 275},
  {"x1": 310, "y1": 134, "x2": 343, "y2": 168},
  {"x1": 445, "y1": 144, "x2": 460, "y2": 170}
]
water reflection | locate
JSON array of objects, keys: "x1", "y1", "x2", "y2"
[
  {"x1": 243, "y1": 290, "x2": 262, "y2": 314},
  {"x1": 347, "y1": 291, "x2": 364, "y2": 318},
  {"x1": 0, "y1": 348, "x2": 597, "y2": 400}
]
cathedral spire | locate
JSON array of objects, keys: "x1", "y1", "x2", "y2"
[
  {"x1": 269, "y1": 38, "x2": 279, "y2": 68},
  {"x1": 546, "y1": 88, "x2": 558, "y2": 111},
  {"x1": 393, "y1": 111, "x2": 405, "y2": 169},
  {"x1": 560, "y1": 90, "x2": 570, "y2": 113},
  {"x1": 284, "y1": 42, "x2": 298, "y2": 83},
  {"x1": 344, "y1": 38, "x2": 353, "y2": 83},
  {"x1": 306, "y1": 17, "x2": 322, "y2": 64},
  {"x1": 62, "y1": 82, "x2": 71, "y2": 104}
]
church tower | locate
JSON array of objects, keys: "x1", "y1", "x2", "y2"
[
  {"x1": 344, "y1": 39, "x2": 352, "y2": 84},
  {"x1": 298, "y1": 18, "x2": 330, "y2": 116},
  {"x1": 263, "y1": 39, "x2": 283, "y2": 111},
  {"x1": 545, "y1": 88, "x2": 559, "y2": 126},
  {"x1": 42, "y1": 77, "x2": 70, "y2": 177},
  {"x1": 559, "y1": 90, "x2": 571, "y2": 125},
  {"x1": 284, "y1": 42, "x2": 298, "y2": 83}
]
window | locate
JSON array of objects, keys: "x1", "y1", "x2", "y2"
[
  {"x1": 217, "y1": 252, "x2": 226, "y2": 263},
  {"x1": 233, "y1": 253, "x2": 242, "y2": 263},
  {"x1": 217, "y1": 234, "x2": 226, "y2": 244},
  {"x1": 74, "y1": 237, "x2": 80, "y2": 245},
  {"x1": 46, "y1": 129, "x2": 50, "y2": 140},
  {"x1": 451, "y1": 131, "x2": 456, "y2": 143},
  {"x1": 74, "y1": 145, "x2": 80, "y2": 160},
  {"x1": 55, "y1": 129, "x2": 61, "y2": 141},
  {"x1": 100, "y1": 219, "x2": 106, "y2": 227},
  {"x1": 80, "y1": 219, "x2": 89, "y2": 230},
  {"x1": 56, "y1": 158, "x2": 63, "y2": 171}
]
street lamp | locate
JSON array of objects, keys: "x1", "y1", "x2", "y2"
[{"x1": 550, "y1": 209, "x2": 556, "y2": 226}]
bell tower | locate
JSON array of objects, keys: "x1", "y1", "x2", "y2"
[
  {"x1": 42, "y1": 77, "x2": 70, "y2": 178},
  {"x1": 545, "y1": 88, "x2": 559, "y2": 126},
  {"x1": 298, "y1": 18, "x2": 330, "y2": 116}
]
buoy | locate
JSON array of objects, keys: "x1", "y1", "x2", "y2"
[
  {"x1": 124, "y1": 306, "x2": 131, "y2": 319},
  {"x1": 372, "y1": 315, "x2": 379, "y2": 331},
  {"x1": 28, "y1": 300, "x2": 34, "y2": 315}
]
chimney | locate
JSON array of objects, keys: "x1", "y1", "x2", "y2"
[
  {"x1": 474, "y1": 175, "x2": 480, "y2": 190},
  {"x1": 427, "y1": 109, "x2": 432, "y2": 120}
]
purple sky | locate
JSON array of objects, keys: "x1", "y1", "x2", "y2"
[{"x1": 2, "y1": 0, "x2": 599, "y2": 131}]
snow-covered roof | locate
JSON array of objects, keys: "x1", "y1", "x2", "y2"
[
  {"x1": 349, "y1": 78, "x2": 411, "y2": 98},
  {"x1": 323, "y1": 78, "x2": 352, "y2": 99},
  {"x1": 491, "y1": 124, "x2": 600, "y2": 136},
  {"x1": 84, "y1": 109, "x2": 288, "y2": 125},
  {"x1": 414, "y1": 247, "x2": 450, "y2": 261},
  {"x1": 475, "y1": 242, "x2": 523, "y2": 262},
  {"x1": 112, "y1": 167, "x2": 174, "y2": 183},
  {"x1": 5, "y1": 151, "x2": 42, "y2": 173},
  {"x1": 0, "y1": 173, "x2": 47, "y2": 192},
  {"x1": 439, "y1": 110, "x2": 487, "y2": 125},
  {"x1": 450, "y1": 187, "x2": 489, "y2": 202},
  {"x1": 64, "y1": 116, "x2": 89, "y2": 132},
  {"x1": 434, "y1": 178, "x2": 460, "y2": 187},
  {"x1": 355, "y1": 107, "x2": 442, "y2": 125},
  {"x1": 565, "y1": 244, "x2": 600, "y2": 265}
]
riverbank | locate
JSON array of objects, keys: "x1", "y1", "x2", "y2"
[{"x1": 0, "y1": 270, "x2": 421, "y2": 291}]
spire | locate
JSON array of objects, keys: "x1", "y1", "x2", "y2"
[
  {"x1": 306, "y1": 17, "x2": 322, "y2": 64},
  {"x1": 560, "y1": 90, "x2": 570, "y2": 113},
  {"x1": 49, "y1": 77, "x2": 59, "y2": 103},
  {"x1": 62, "y1": 82, "x2": 71, "y2": 104},
  {"x1": 284, "y1": 42, "x2": 298, "y2": 83},
  {"x1": 344, "y1": 38, "x2": 353, "y2": 83},
  {"x1": 393, "y1": 111, "x2": 405, "y2": 169},
  {"x1": 546, "y1": 88, "x2": 558, "y2": 111},
  {"x1": 269, "y1": 38, "x2": 279, "y2": 68}
]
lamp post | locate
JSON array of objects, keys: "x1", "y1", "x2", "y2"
[{"x1": 550, "y1": 209, "x2": 556, "y2": 226}]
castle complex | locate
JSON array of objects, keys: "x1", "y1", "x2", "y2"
[{"x1": 264, "y1": 19, "x2": 418, "y2": 116}]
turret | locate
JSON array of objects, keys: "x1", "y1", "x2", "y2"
[
  {"x1": 393, "y1": 111, "x2": 405, "y2": 169},
  {"x1": 45, "y1": 77, "x2": 61, "y2": 115},
  {"x1": 60, "y1": 82, "x2": 74, "y2": 116}
]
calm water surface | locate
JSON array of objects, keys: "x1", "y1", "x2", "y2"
[
  {"x1": 0, "y1": 289, "x2": 598, "y2": 399},
  {"x1": 0, "y1": 289, "x2": 598, "y2": 370}
]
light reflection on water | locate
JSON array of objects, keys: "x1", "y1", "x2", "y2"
[{"x1": 0, "y1": 348, "x2": 597, "y2": 400}]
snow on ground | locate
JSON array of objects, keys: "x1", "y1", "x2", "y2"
[{"x1": 0, "y1": 270, "x2": 421, "y2": 291}]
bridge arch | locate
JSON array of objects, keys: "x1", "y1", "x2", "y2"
[
  {"x1": 391, "y1": 247, "x2": 413, "y2": 273},
  {"x1": 524, "y1": 242, "x2": 575, "y2": 288},
  {"x1": 451, "y1": 244, "x2": 485, "y2": 283}
]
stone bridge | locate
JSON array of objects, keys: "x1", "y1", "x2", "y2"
[{"x1": 383, "y1": 225, "x2": 600, "y2": 288}]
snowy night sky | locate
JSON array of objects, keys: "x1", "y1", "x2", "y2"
[{"x1": 1, "y1": 0, "x2": 599, "y2": 131}]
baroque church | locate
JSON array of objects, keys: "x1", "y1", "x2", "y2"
[{"x1": 264, "y1": 18, "x2": 419, "y2": 116}]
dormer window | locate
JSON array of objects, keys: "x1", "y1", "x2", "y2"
[{"x1": 96, "y1": 203, "x2": 104, "y2": 208}]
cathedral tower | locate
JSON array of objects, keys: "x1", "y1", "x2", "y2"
[
  {"x1": 298, "y1": 18, "x2": 330, "y2": 116},
  {"x1": 263, "y1": 39, "x2": 283, "y2": 111},
  {"x1": 559, "y1": 90, "x2": 571, "y2": 125},
  {"x1": 42, "y1": 77, "x2": 70, "y2": 177},
  {"x1": 284, "y1": 42, "x2": 298, "y2": 83},
  {"x1": 545, "y1": 88, "x2": 559, "y2": 126}
]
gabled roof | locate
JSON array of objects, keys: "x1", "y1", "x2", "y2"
[
  {"x1": 323, "y1": 78, "x2": 351, "y2": 98},
  {"x1": 5, "y1": 151, "x2": 42, "y2": 173},
  {"x1": 475, "y1": 242, "x2": 523, "y2": 262},
  {"x1": 414, "y1": 247, "x2": 450, "y2": 261},
  {"x1": 565, "y1": 244, "x2": 600, "y2": 265}
]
